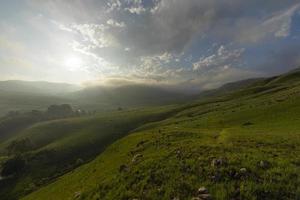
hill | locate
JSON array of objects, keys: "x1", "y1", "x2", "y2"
[
  {"x1": 71, "y1": 84, "x2": 192, "y2": 108},
  {"x1": 0, "y1": 106, "x2": 181, "y2": 199},
  {"x1": 0, "y1": 80, "x2": 80, "y2": 95},
  {"x1": 0, "y1": 81, "x2": 192, "y2": 117},
  {"x1": 21, "y1": 69, "x2": 300, "y2": 200},
  {"x1": 0, "y1": 80, "x2": 79, "y2": 117}
]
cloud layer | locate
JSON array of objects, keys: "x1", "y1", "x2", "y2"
[{"x1": 0, "y1": 0, "x2": 300, "y2": 89}]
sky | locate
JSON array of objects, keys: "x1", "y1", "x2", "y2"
[{"x1": 0, "y1": 0, "x2": 300, "y2": 90}]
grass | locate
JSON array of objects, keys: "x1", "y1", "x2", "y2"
[
  {"x1": 0, "y1": 105, "x2": 180, "y2": 199},
  {"x1": 22, "y1": 79, "x2": 300, "y2": 199}
]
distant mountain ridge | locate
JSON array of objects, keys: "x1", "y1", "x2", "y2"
[
  {"x1": 1, "y1": 67, "x2": 300, "y2": 116},
  {"x1": 0, "y1": 80, "x2": 80, "y2": 95},
  {"x1": 71, "y1": 84, "x2": 192, "y2": 107}
]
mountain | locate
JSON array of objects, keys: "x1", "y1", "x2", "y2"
[
  {"x1": 20, "y1": 68, "x2": 300, "y2": 200},
  {"x1": 71, "y1": 84, "x2": 192, "y2": 107},
  {"x1": 197, "y1": 78, "x2": 265, "y2": 98},
  {"x1": 0, "y1": 80, "x2": 80, "y2": 95},
  {"x1": 0, "y1": 80, "x2": 81, "y2": 117},
  {"x1": 1, "y1": 68, "x2": 300, "y2": 199},
  {"x1": 0, "y1": 81, "x2": 192, "y2": 117}
]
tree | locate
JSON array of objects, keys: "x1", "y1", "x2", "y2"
[
  {"x1": 1, "y1": 156, "x2": 25, "y2": 177},
  {"x1": 47, "y1": 104, "x2": 74, "y2": 118},
  {"x1": 6, "y1": 138, "x2": 33, "y2": 155}
]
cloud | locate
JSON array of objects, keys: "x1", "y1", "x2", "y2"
[
  {"x1": 106, "y1": 19, "x2": 126, "y2": 27},
  {"x1": 70, "y1": 23, "x2": 113, "y2": 48},
  {"x1": 124, "y1": 0, "x2": 146, "y2": 14},
  {"x1": 193, "y1": 46, "x2": 245, "y2": 71},
  {"x1": 235, "y1": 3, "x2": 300, "y2": 43},
  {"x1": 2, "y1": 0, "x2": 300, "y2": 87}
]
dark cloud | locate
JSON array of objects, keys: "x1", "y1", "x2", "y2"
[
  {"x1": 121, "y1": 0, "x2": 299, "y2": 56},
  {"x1": 1, "y1": 0, "x2": 300, "y2": 87}
]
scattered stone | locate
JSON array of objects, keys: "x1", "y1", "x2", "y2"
[
  {"x1": 258, "y1": 160, "x2": 270, "y2": 169},
  {"x1": 239, "y1": 168, "x2": 247, "y2": 174},
  {"x1": 211, "y1": 158, "x2": 226, "y2": 167},
  {"x1": 238, "y1": 168, "x2": 249, "y2": 179},
  {"x1": 132, "y1": 154, "x2": 143, "y2": 163},
  {"x1": 194, "y1": 186, "x2": 212, "y2": 200},
  {"x1": 199, "y1": 193, "x2": 211, "y2": 200},
  {"x1": 198, "y1": 187, "x2": 208, "y2": 194},
  {"x1": 74, "y1": 191, "x2": 81, "y2": 199}
]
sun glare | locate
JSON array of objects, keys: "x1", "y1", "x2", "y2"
[{"x1": 64, "y1": 55, "x2": 83, "y2": 71}]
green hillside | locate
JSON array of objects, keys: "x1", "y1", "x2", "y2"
[
  {"x1": 0, "y1": 106, "x2": 181, "y2": 199},
  {"x1": 21, "y1": 71, "x2": 300, "y2": 200},
  {"x1": 0, "y1": 91, "x2": 73, "y2": 117},
  {"x1": 0, "y1": 81, "x2": 192, "y2": 117},
  {"x1": 71, "y1": 84, "x2": 192, "y2": 108},
  {"x1": 0, "y1": 80, "x2": 80, "y2": 95}
]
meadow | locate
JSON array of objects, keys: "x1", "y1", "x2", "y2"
[{"x1": 20, "y1": 70, "x2": 300, "y2": 200}]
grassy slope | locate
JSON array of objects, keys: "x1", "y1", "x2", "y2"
[
  {"x1": 0, "y1": 106, "x2": 180, "y2": 199},
  {"x1": 0, "y1": 90, "x2": 73, "y2": 117},
  {"x1": 23, "y1": 78, "x2": 300, "y2": 200}
]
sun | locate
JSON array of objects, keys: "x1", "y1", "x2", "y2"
[{"x1": 64, "y1": 55, "x2": 83, "y2": 71}]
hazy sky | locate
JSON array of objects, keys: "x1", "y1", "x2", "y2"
[{"x1": 1, "y1": 0, "x2": 300, "y2": 89}]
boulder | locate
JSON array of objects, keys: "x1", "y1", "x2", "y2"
[
  {"x1": 198, "y1": 187, "x2": 208, "y2": 194},
  {"x1": 239, "y1": 168, "x2": 247, "y2": 174},
  {"x1": 199, "y1": 193, "x2": 211, "y2": 200}
]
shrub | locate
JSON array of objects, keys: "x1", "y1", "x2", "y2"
[{"x1": 1, "y1": 156, "x2": 25, "y2": 177}]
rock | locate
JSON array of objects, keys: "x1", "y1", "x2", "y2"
[
  {"x1": 132, "y1": 154, "x2": 143, "y2": 163},
  {"x1": 195, "y1": 187, "x2": 211, "y2": 200},
  {"x1": 211, "y1": 158, "x2": 226, "y2": 167},
  {"x1": 259, "y1": 160, "x2": 270, "y2": 169},
  {"x1": 239, "y1": 168, "x2": 247, "y2": 174},
  {"x1": 199, "y1": 193, "x2": 212, "y2": 200},
  {"x1": 74, "y1": 191, "x2": 81, "y2": 199},
  {"x1": 198, "y1": 187, "x2": 208, "y2": 194}
]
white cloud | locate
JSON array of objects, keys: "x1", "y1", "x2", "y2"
[
  {"x1": 106, "y1": 19, "x2": 126, "y2": 28},
  {"x1": 193, "y1": 45, "x2": 245, "y2": 71},
  {"x1": 70, "y1": 23, "x2": 118, "y2": 48},
  {"x1": 236, "y1": 3, "x2": 300, "y2": 43},
  {"x1": 124, "y1": 0, "x2": 146, "y2": 14},
  {"x1": 50, "y1": 20, "x2": 74, "y2": 32},
  {"x1": 106, "y1": 0, "x2": 122, "y2": 12}
]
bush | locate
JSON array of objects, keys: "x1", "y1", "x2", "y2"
[
  {"x1": 1, "y1": 156, "x2": 25, "y2": 177},
  {"x1": 6, "y1": 138, "x2": 33, "y2": 155}
]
